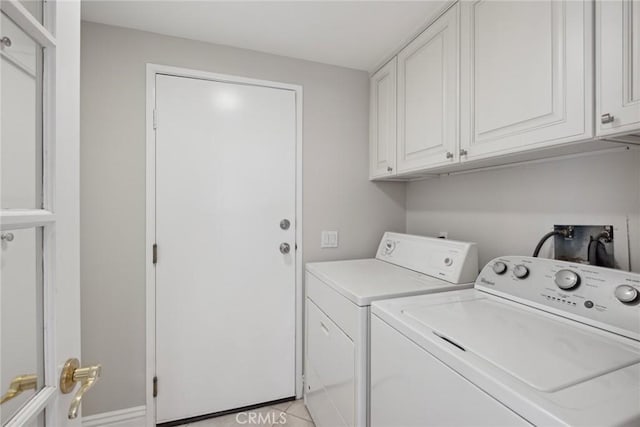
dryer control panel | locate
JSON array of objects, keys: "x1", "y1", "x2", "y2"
[
  {"x1": 476, "y1": 256, "x2": 640, "y2": 341},
  {"x1": 376, "y1": 232, "x2": 478, "y2": 284}
]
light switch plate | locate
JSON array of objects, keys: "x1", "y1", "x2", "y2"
[{"x1": 321, "y1": 231, "x2": 338, "y2": 248}]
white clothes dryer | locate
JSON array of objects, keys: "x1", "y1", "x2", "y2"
[{"x1": 304, "y1": 232, "x2": 478, "y2": 427}]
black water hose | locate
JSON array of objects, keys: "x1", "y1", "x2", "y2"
[
  {"x1": 588, "y1": 233, "x2": 615, "y2": 268},
  {"x1": 532, "y1": 231, "x2": 565, "y2": 257},
  {"x1": 588, "y1": 236, "x2": 599, "y2": 265},
  {"x1": 597, "y1": 241, "x2": 615, "y2": 268}
]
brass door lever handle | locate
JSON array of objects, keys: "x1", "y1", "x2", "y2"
[
  {"x1": 60, "y1": 358, "x2": 102, "y2": 419},
  {"x1": 0, "y1": 374, "x2": 38, "y2": 404}
]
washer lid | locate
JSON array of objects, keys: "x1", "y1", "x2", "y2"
[
  {"x1": 403, "y1": 296, "x2": 640, "y2": 392},
  {"x1": 306, "y1": 259, "x2": 470, "y2": 306}
]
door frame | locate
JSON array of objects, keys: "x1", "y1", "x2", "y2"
[{"x1": 144, "y1": 63, "x2": 303, "y2": 426}]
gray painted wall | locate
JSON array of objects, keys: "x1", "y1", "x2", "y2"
[
  {"x1": 406, "y1": 148, "x2": 640, "y2": 273},
  {"x1": 80, "y1": 22, "x2": 406, "y2": 415}
]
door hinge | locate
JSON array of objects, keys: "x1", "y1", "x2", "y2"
[
  {"x1": 153, "y1": 109, "x2": 158, "y2": 130},
  {"x1": 152, "y1": 244, "x2": 158, "y2": 264},
  {"x1": 153, "y1": 376, "x2": 158, "y2": 398}
]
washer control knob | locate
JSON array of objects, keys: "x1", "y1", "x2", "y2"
[
  {"x1": 444, "y1": 257, "x2": 453, "y2": 267},
  {"x1": 615, "y1": 285, "x2": 638, "y2": 303},
  {"x1": 384, "y1": 240, "x2": 396, "y2": 254},
  {"x1": 492, "y1": 261, "x2": 507, "y2": 275},
  {"x1": 513, "y1": 264, "x2": 529, "y2": 279},
  {"x1": 554, "y1": 269, "x2": 580, "y2": 290}
]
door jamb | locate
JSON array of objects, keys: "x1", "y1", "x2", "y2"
[{"x1": 145, "y1": 63, "x2": 304, "y2": 427}]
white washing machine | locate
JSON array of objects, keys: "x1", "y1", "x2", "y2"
[
  {"x1": 304, "y1": 232, "x2": 478, "y2": 427},
  {"x1": 371, "y1": 256, "x2": 640, "y2": 426}
]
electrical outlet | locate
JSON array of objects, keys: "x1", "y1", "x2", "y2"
[
  {"x1": 438, "y1": 231, "x2": 448, "y2": 239},
  {"x1": 321, "y1": 231, "x2": 338, "y2": 248}
]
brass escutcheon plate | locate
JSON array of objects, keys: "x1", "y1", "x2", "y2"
[{"x1": 60, "y1": 358, "x2": 80, "y2": 394}]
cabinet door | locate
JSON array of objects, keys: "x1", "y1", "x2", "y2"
[
  {"x1": 460, "y1": 1, "x2": 593, "y2": 160},
  {"x1": 597, "y1": 0, "x2": 640, "y2": 137},
  {"x1": 397, "y1": 3, "x2": 459, "y2": 173},
  {"x1": 369, "y1": 58, "x2": 397, "y2": 179}
]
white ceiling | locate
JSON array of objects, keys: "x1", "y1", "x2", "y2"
[{"x1": 81, "y1": 1, "x2": 451, "y2": 71}]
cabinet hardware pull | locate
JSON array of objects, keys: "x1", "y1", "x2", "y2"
[
  {"x1": 445, "y1": 152, "x2": 454, "y2": 159},
  {"x1": 601, "y1": 113, "x2": 614, "y2": 124},
  {"x1": 459, "y1": 149, "x2": 468, "y2": 156},
  {"x1": 320, "y1": 322, "x2": 329, "y2": 335}
]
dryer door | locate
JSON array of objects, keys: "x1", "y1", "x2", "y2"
[{"x1": 306, "y1": 299, "x2": 355, "y2": 427}]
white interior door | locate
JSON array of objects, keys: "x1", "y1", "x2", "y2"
[
  {"x1": 154, "y1": 74, "x2": 298, "y2": 424},
  {"x1": 1, "y1": 1, "x2": 86, "y2": 426}
]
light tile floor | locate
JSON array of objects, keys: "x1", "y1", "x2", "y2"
[{"x1": 183, "y1": 399, "x2": 315, "y2": 427}]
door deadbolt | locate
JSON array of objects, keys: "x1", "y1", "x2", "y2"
[
  {"x1": 280, "y1": 219, "x2": 291, "y2": 230},
  {"x1": 280, "y1": 243, "x2": 291, "y2": 254}
]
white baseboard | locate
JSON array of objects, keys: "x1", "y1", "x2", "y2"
[{"x1": 82, "y1": 406, "x2": 146, "y2": 427}]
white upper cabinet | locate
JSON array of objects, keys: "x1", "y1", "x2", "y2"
[
  {"x1": 396, "y1": 3, "x2": 459, "y2": 173},
  {"x1": 597, "y1": 0, "x2": 640, "y2": 138},
  {"x1": 460, "y1": 0, "x2": 593, "y2": 160},
  {"x1": 369, "y1": 57, "x2": 397, "y2": 179},
  {"x1": 366, "y1": 0, "x2": 634, "y2": 180}
]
